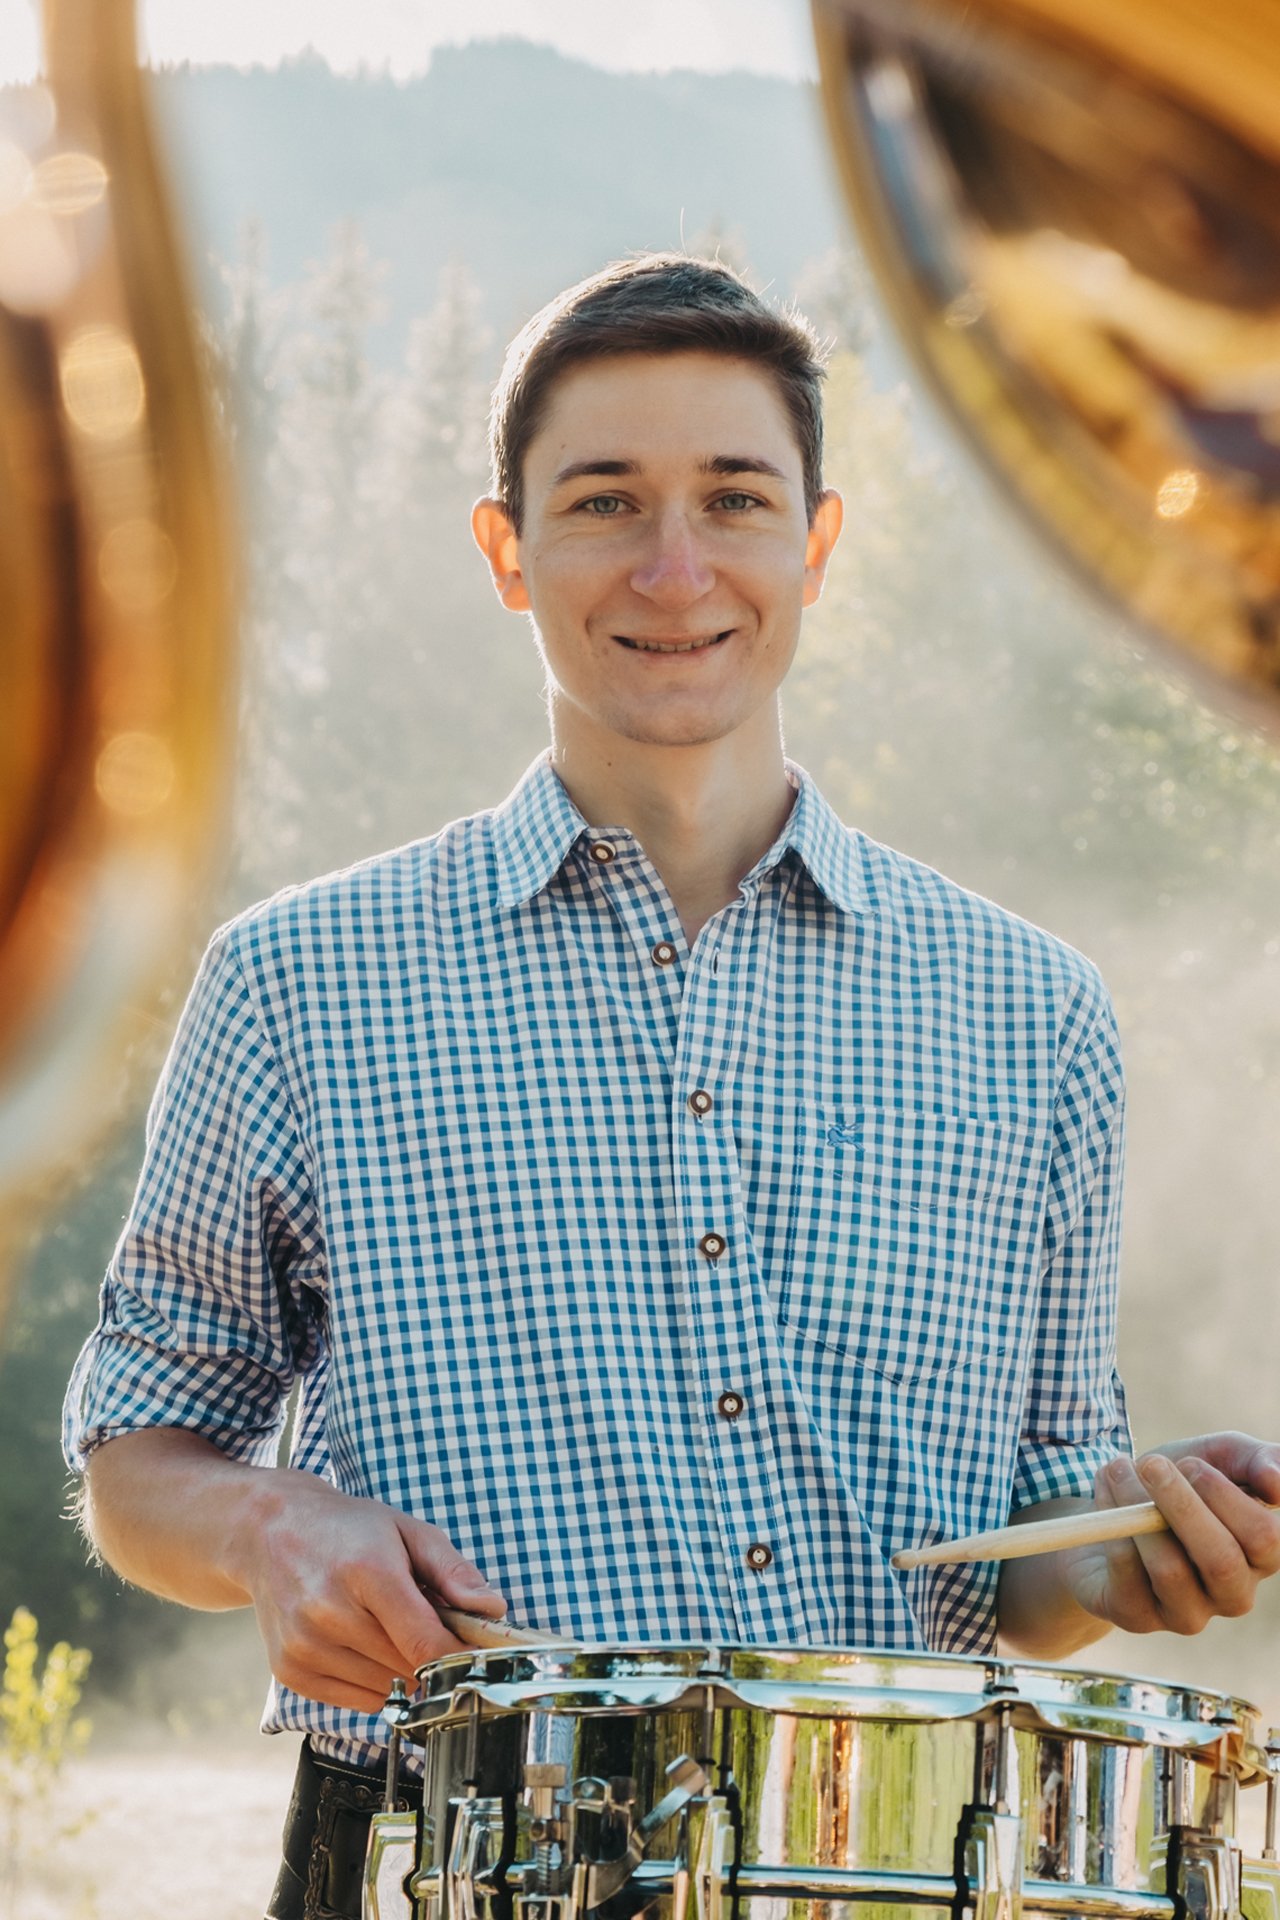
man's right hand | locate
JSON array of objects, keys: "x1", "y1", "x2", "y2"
[{"x1": 82, "y1": 1428, "x2": 508, "y2": 1712}]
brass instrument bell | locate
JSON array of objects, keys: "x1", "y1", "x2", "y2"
[
  {"x1": 0, "y1": 0, "x2": 234, "y2": 1294},
  {"x1": 812, "y1": 0, "x2": 1280, "y2": 731}
]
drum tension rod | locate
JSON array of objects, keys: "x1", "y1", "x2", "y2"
[{"x1": 381, "y1": 1676, "x2": 412, "y2": 1812}]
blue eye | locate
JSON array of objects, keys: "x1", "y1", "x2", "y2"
[
  {"x1": 717, "y1": 492, "x2": 759, "y2": 512},
  {"x1": 581, "y1": 495, "x2": 625, "y2": 515}
]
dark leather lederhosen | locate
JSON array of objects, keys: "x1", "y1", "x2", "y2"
[{"x1": 266, "y1": 1740, "x2": 422, "y2": 1920}]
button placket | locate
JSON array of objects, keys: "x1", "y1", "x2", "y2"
[{"x1": 668, "y1": 903, "x2": 791, "y2": 1636}]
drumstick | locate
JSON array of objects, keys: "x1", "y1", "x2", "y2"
[
  {"x1": 436, "y1": 1605, "x2": 582, "y2": 1650},
  {"x1": 892, "y1": 1499, "x2": 1168, "y2": 1570}
]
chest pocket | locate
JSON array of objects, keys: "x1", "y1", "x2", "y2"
[{"x1": 778, "y1": 1107, "x2": 1044, "y2": 1386}]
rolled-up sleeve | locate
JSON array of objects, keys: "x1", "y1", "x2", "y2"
[
  {"x1": 1012, "y1": 983, "x2": 1132, "y2": 1512},
  {"x1": 62, "y1": 930, "x2": 327, "y2": 1472}
]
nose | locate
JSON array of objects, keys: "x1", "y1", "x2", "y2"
[{"x1": 629, "y1": 510, "x2": 715, "y2": 607}]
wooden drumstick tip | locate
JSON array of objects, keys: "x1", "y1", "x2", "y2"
[
  {"x1": 892, "y1": 1499, "x2": 1169, "y2": 1571},
  {"x1": 436, "y1": 1605, "x2": 582, "y2": 1650}
]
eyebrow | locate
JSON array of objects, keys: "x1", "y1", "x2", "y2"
[{"x1": 549, "y1": 454, "x2": 791, "y2": 488}]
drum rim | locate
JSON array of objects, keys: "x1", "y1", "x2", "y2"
[
  {"x1": 411, "y1": 1641, "x2": 1262, "y2": 1743},
  {"x1": 420, "y1": 1643, "x2": 1258, "y2": 1720}
]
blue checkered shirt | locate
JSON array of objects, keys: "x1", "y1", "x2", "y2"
[{"x1": 64, "y1": 758, "x2": 1130, "y2": 1767}]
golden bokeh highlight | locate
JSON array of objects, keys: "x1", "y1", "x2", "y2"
[
  {"x1": 59, "y1": 325, "x2": 146, "y2": 440},
  {"x1": 93, "y1": 731, "x2": 177, "y2": 819},
  {"x1": 0, "y1": 198, "x2": 78, "y2": 312},
  {"x1": 98, "y1": 517, "x2": 179, "y2": 612},
  {"x1": 1156, "y1": 470, "x2": 1202, "y2": 520},
  {"x1": 31, "y1": 150, "x2": 109, "y2": 218}
]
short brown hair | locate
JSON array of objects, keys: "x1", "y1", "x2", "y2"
[{"x1": 489, "y1": 253, "x2": 829, "y2": 531}]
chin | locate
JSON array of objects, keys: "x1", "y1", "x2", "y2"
[{"x1": 609, "y1": 716, "x2": 740, "y2": 749}]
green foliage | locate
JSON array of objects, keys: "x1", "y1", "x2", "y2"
[{"x1": 0, "y1": 1608, "x2": 92, "y2": 1913}]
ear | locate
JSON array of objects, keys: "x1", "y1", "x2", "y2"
[
  {"x1": 802, "y1": 490, "x2": 843, "y2": 607},
  {"x1": 471, "y1": 498, "x2": 530, "y2": 612}
]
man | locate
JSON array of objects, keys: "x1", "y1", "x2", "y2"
[{"x1": 64, "y1": 256, "x2": 1280, "y2": 1919}]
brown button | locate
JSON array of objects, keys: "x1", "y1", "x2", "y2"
[
  {"x1": 745, "y1": 1543, "x2": 773, "y2": 1571},
  {"x1": 651, "y1": 941, "x2": 678, "y2": 967},
  {"x1": 717, "y1": 1391, "x2": 744, "y2": 1421},
  {"x1": 687, "y1": 1089, "x2": 713, "y2": 1118},
  {"x1": 698, "y1": 1232, "x2": 726, "y2": 1263},
  {"x1": 589, "y1": 839, "x2": 617, "y2": 864}
]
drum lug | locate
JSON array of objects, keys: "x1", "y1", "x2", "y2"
[
  {"x1": 444, "y1": 1793, "x2": 492, "y2": 1920},
  {"x1": 1165, "y1": 1829, "x2": 1244, "y2": 1920},
  {"x1": 364, "y1": 1809, "x2": 421, "y2": 1920},
  {"x1": 695, "y1": 1793, "x2": 737, "y2": 1920},
  {"x1": 959, "y1": 1807, "x2": 1025, "y2": 1920},
  {"x1": 583, "y1": 1754, "x2": 710, "y2": 1908}
]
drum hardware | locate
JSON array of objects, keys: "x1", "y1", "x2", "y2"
[
  {"x1": 1237, "y1": 1735, "x2": 1280, "y2": 1920},
  {"x1": 960, "y1": 1702, "x2": 1025, "y2": 1920},
  {"x1": 368, "y1": 1648, "x2": 1280, "y2": 1920},
  {"x1": 365, "y1": 1678, "x2": 421, "y2": 1920},
  {"x1": 1157, "y1": 1827, "x2": 1243, "y2": 1920},
  {"x1": 429, "y1": 1751, "x2": 711, "y2": 1920}
]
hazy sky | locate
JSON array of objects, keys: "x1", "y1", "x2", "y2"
[{"x1": 2, "y1": 0, "x2": 817, "y2": 84}]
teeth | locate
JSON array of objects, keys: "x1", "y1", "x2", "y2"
[{"x1": 621, "y1": 632, "x2": 727, "y2": 653}]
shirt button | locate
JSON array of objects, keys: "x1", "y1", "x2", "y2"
[
  {"x1": 717, "y1": 1391, "x2": 744, "y2": 1421},
  {"x1": 651, "y1": 941, "x2": 678, "y2": 967},
  {"x1": 745, "y1": 1543, "x2": 773, "y2": 1571},
  {"x1": 687, "y1": 1089, "x2": 713, "y2": 1118},
  {"x1": 698, "y1": 1232, "x2": 726, "y2": 1263},
  {"x1": 589, "y1": 840, "x2": 617, "y2": 864}
]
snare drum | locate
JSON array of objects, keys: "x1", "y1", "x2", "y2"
[{"x1": 363, "y1": 1646, "x2": 1280, "y2": 1920}]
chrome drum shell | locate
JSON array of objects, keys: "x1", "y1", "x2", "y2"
[{"x1": 377, "y1": 1646, "x2": 1277, "y2": 1920}]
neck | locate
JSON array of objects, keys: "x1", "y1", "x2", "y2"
[{"x1": 547, "y1": 710, "x2": 794, "y2": 945}]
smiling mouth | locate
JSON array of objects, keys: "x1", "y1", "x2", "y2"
[{"x1": 614, "y1": 630, "x2": 732, "y2": 653}]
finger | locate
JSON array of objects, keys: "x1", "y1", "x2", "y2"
[
  {"x1": 1177, "y1": 1458, "x2": 1280, "y2": 1577},
  {"x1": 399, "y1": 1518, "x2": 508, "y2": 1618},
  {"x1": 287, "y1": 1668, "x2": 396, "y2": 1714},
  {"x1": 1135, "y1": 1454, "x2": 1247, "y2": 1626},
  {"x1": 275, "y1": 1639, "x2": 404, "y2": 1711},
  {"x1": 355, "y1": 1560, "x2": 475, "y2": 1677},
  {"x1": 1159, "y1": 1433, "x2": 1280, "y2": 1505},
  {"x1": 1088, "y1": 1457, "x2": 1169, "y2": 1631},
  {"x1": 271, "y1": 1582, "x2": 426, "y2": 1684}
]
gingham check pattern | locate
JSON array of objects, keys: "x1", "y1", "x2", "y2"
[{"x1": 65, "y1": 758, "x2": 1130, "y2": 1768}]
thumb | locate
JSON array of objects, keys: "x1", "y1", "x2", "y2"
[{"x1": 398, "y1": 1515, "x2": 508, "y2": 1618}]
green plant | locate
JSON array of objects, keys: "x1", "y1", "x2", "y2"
[{"x1": 0, "y1": 1606, "x2": 92, "y2": 1915}]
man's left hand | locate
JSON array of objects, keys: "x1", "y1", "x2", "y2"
[{"x1": 1065, "y1": 1431, "x2": 1280, "y2": 1635}]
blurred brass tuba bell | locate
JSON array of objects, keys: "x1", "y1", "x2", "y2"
[
  {"x1": 811, "y1": 0, "x2": 1280, "y2": 730},
  {"x1": 0, "y1": 0, "x2": 234, "y2": 1295}
]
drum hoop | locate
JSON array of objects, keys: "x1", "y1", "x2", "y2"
[{"x1": 406, "y1": 1644, "x2": 1264, "y2": 1772}]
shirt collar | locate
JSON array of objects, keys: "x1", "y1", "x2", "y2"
[
  {"x1": 490, "y1": 754, "x2": 875, "y2": 915},
  {"x1": 770, "y1": 763, "x2": 875, "y2": 916},
  {"x1": 491, "y1": 757, "x2": 592, "y2": 908}
]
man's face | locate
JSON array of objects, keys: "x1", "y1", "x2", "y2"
[{"x1": 474, "y1": 352, "x2": 841, "y2": 755}]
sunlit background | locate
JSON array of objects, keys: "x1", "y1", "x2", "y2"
[{"x1": 2, "y1": 4, "x2": 1278, "y2": 1916}]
